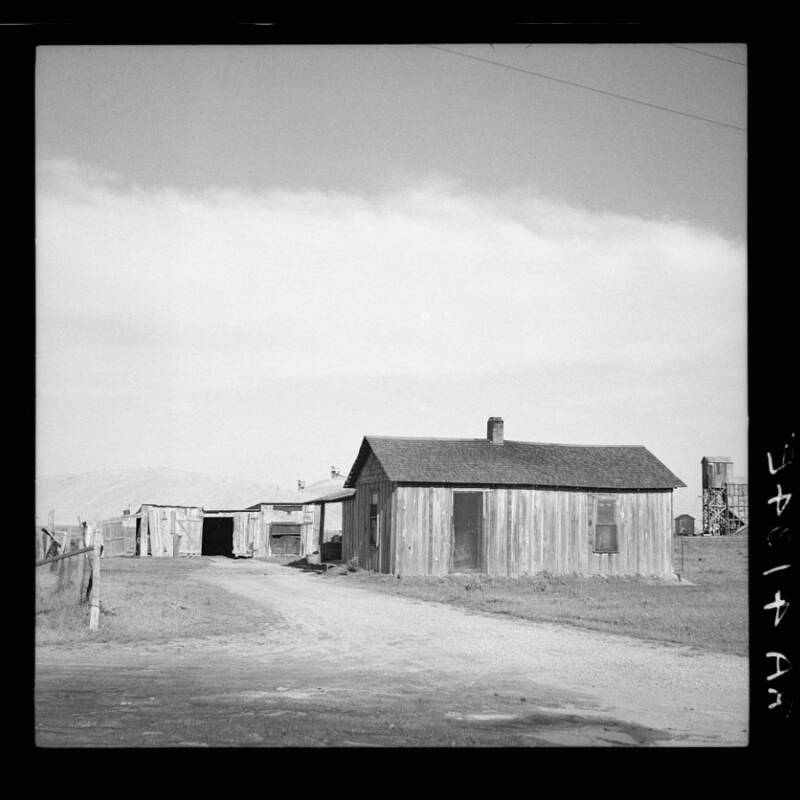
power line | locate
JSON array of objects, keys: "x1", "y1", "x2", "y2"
[
  {"x1": 425, "y1": 44, "x2": 747, "y2": 132},
  {"x1": 667, "y1": 43, "x2": 747, "y2": 67}
]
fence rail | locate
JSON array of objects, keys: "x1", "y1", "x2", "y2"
[
  {"x1": 35, "y1": 545, "x2": 94, "y2": 568},
  {"x1": 35, "y1": 533, "x2": 101, "y2": 631}
]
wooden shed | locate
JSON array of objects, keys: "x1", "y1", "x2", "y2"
[
  {"x1": 99, "y1": 492, "x2": 347, "y2": 560},
  {"x1": 243, "y1": 502, "x2": 314, "y2": 557},
  {"x1": 674, "y1": 513, "x2": 696, "y2": 536},
  {"x1": 98, "y1": 502, "x2": 313, "y2": 559},
  {"x1": 342, "y1": 417, "x2": 685, "y2": 578},
  {"x1": 132, "y1": 504, "x2": 204, "y2": 557}
]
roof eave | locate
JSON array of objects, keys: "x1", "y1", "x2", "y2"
[{"x1": 343, "y1": 437, "x2": 374, "y2": 488}]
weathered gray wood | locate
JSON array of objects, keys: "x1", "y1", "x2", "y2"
[
  {"x1": 35, "y1": 545, "x2": 94, "y2": 568},
  {"x1": 89, "y1": 544, "x2": 100, "y2": 631},
  {"x1": 79, "y1": 550, "x2": 90, "y2": 603},
  {"x1": 56, "y1": 533, "x2": 71, "y2": 591},
  {"x1": 170, "y1": 510, "x2": 179, "y2": 558},
  {"x1": 346, "y1": 482, "x2": 674, "y2": 578},
  {"x1": 317, "y1": 502, "x2": 326, "y2": 555}
]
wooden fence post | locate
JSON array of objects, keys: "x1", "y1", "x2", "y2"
[
  {"x1": 57, "y1": 532, "x2": 71, "y2": 591},
  {"x1": 80, "y1": 549, "x2": 91, "y2": 603},
  {"x1": 48, "y1": 511, "x2": 55, "y2": 558},
  {"x1": 89, "y1": 543, "x2": 100, "y2": 631}
]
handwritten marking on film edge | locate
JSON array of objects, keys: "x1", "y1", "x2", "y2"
[
  {"x1": 767, "y1": 485, "x2": 792, "y2": 517},
  {"x1": 764, "y1": 437, "x2": 795, "y2": 713},
  {"x1": 767, "y1": 432, "x2": 795, "y2": 475}
]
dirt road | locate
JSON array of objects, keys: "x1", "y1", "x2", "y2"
[{"x1": 35, "y1": 558, "x2": 748, "y2": 747}]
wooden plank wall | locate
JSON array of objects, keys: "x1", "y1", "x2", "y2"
[
  {"x1": 391, "y1": 486, "x2": 674, "y2": 578},
  {"x1": 300, "y1": 507, "x2": 316, "y2": 556},
  {"x1": 250, "y1": 504, "x2": 306, "y2": 557},
  {"x1": 393, "y1": 486, "x2": 453, "y2": 576},
  {"x1": 177, "y1": 508, "x2": 203, "y2": 555},
  {"x1": 703, "y1": 459, "x2": 734, "y2": 489},
  {"x1": 144, "y1": 507, "x2": 171, "y2": 557},
  {"x1": 342, "y1": 497, "x2": 355, "y2": 563},
  {"x1": 344, "y1": 479, "x2": 393, "y2": 571},
  {"x1": 139, "y1": 506, "x2": 203, "y2": 557},
  {"x1": 341, "y1": 451, "x2": 395, "y2": 572},
  {"x1": 231, "y1": 511, "x2": 263, "y2": 556},
  {"x1": 99, "y1": 518, "x2": 137, "y2": 556}
]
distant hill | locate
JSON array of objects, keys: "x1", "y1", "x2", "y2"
[{"x1": 35, "y1": 467, "x2": 302, "y2": 525}]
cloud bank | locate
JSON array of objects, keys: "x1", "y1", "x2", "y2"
[{"x1": 37, "y1": 158, "x2": 746, "y2": 395}]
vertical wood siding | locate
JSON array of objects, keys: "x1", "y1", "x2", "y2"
[
  {"x1": 342, "y1": 496, "x2": 355, "y2": 562},
  {"x1": 231, "y1": 511, "x2": 264, "y2": 557},
  {"x1": 143, "y1": 506, "x2": 202, "y2": 558},
  {"x1": 342, "y1": 453, "x2": 395, "y2": 573},
  {"x1": 99, "y1": 518, "x2": 137, "y2": 556},
  {"x1": 251, "y1": 504, "x2": 307, "y2": 557},
  {"x1": 387, "y1": 486, "x2": 673, "y2": 577}
]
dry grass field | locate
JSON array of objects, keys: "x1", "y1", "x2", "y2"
[
  {"x1": 329, "y1": 534, "x2": 749, "y2": 656},
  {"x1": 35, "y1": 535, "x2": 748, "y2": 656},
  {"x1": 35, "y1": 556, "x2": 270, "y2": 645}
]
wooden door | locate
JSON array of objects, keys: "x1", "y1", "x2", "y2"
[{"x1": 452, "y1": 491, "x2": 482, "y2": 573}]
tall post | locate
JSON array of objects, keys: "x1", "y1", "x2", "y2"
[
  {"x1": 89, "y1": 543, "x2": 101, "y2": 631},
  {"x1": 318, "y1": 503, "x2": 326, "y2": 559},
  {"x1": 57, "y1": 532, "x2": 71, "y2": 591},
  {"x1": 46, "y1": 510, "x2": 55, "y2": 561},
  {"x1": 79, "y1": 523, "x2": 90, "y2": 603}
]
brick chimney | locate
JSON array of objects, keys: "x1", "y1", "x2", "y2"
[{"x1": 487, "y1": 416, "x2": 504, "y2": 444}]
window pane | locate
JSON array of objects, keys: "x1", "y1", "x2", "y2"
[
  {"x1": 597, "y1": 498, "x2": 616, "y2": 524},
  {"x1": 595, "y1": 524, "x2": 617, "y2": 553},
  {"x1": 369, "y1": 490, "x2": 379, "y2": 547},
  {"x1": 369, "y1": 517, "x2": 378, "y2": 546}
]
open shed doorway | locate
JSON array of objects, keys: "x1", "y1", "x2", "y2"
[{"x1": 202, "y1": 517, "x2": 234, "y2": 557}]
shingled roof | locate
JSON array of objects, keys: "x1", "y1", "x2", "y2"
[{"x1": 344, "y1": 436, "x2": 685, "y2": 490}]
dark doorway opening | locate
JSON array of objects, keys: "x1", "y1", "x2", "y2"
[
  {"x1": 452, "y1": 491, "x2": 483, "y2": 573},
  {"x1": 202, "y1": 517, "x2": 234, "y2": 557}
]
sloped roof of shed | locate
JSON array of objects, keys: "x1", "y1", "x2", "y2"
[{"x1": 344, "y1": 436, "x2": 685, "y2": 490}]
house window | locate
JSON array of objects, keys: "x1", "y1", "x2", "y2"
[
  {"x1": 594, "y1": 496, "x2": 618, "y2": 553},
  {"x1": 369, "y1": 490, "x2": 379, "y2": 548}
]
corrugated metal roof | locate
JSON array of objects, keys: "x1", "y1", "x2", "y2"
[{"x1": 344, "y1": 435, "x2": 685, "y2": 490}]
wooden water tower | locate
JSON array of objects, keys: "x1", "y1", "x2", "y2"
[{"x1": 701, "y1": 456, "x2": 746, "y2": 535}]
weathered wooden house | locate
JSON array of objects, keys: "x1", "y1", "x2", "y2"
[{"x1": 342, "y1": 417, "x2": 685, "y2": 577}]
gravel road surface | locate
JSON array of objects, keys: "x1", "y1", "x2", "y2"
[{"x1": 35, "y1": 558, "x2": 748, "y2": 747}]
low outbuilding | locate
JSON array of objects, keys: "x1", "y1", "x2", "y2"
[{"x1": 674, "y1": 513, "x2": 696, "y2": 536}]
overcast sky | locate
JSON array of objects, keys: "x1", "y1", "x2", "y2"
[{"x1": 35, "y1": 42, "x2": 747, "y2": 518}]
